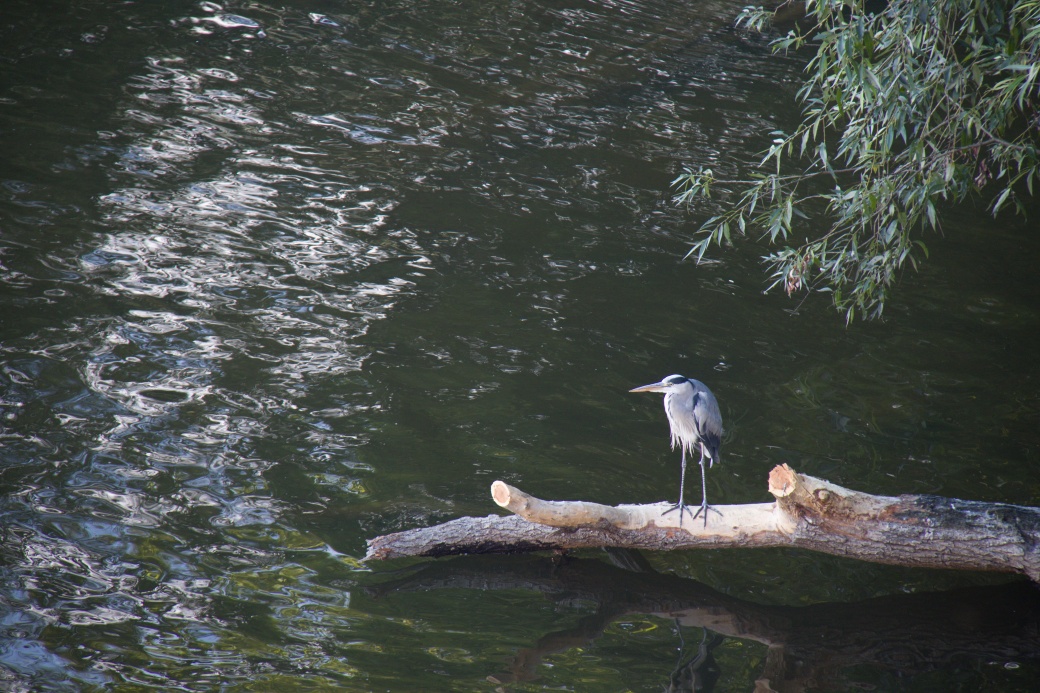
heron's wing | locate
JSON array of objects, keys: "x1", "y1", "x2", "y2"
[{"x1": 692, "y1": 391, "x2": 722, "y2": 463}]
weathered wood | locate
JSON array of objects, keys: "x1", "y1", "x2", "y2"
[
  {"x1": 365, "y1": 465, "x2": 1040, "y2": 581},
  {"x1": 768, "y1": 464, "x2": 1040, "y2": 581},
  {"x1": 489, "y1": 479, "x2": 777, "y2": 532},
  {"x1": 364, "y1": 502, "x2": 782, "y2": 561}
]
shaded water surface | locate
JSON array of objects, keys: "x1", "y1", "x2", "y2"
[{"x1": 1, "y1": 0, "x2": 1038, "y2": 690}]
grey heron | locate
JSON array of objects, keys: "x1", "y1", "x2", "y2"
[{"x1": 630, "y1": 374, "x2": 723, "y2": 526}]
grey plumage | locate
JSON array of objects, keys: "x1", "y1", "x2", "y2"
[{"x1": 630, "y1": 374, "x2": 723, "y2": 526}]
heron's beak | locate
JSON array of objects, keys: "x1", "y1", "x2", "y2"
[{"x1": 629, "y1": 381, "x2": 668, "y2": 393}]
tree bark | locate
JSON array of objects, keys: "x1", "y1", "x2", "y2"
[{"x1": 364, "y1": 465, "x2": 1040, "y2": 582}]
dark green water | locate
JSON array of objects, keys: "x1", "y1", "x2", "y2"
[{"x1": 1, "y1": 0, "x2": 1038, "y2": 690}]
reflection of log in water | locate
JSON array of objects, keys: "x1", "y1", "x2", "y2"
[{"x1": 367, "y1": 555, "x2": 1040, "y2": 691}]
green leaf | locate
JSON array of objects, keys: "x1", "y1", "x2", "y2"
[{"x1": 993, "y1": 187, "x2": 1013, "y2": 214}]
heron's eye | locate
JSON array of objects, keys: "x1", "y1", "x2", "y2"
[{"x1": 665, "y1": 376, "x2": 687, "y2": 385}]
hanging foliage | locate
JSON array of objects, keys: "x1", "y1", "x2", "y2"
[{"x1": 675, "y1": 0, "x2": 1040, "y2": 320}]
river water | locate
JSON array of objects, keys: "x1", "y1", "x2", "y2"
[{"x1": 1, "y1": 0, "x2": 1038, "y2": 690}]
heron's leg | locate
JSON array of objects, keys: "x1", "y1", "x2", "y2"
[
  {"x1": 662, "y1": 448, "x2": 694, "y2": 526},
  {"x1": 678, "y1": 449, "x2": 687, "y2": 509},
  {"x1": 690, "y1": 446, "x2": 721, "y2": 526}
]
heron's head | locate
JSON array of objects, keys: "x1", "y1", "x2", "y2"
[{"x1": 629, "y1": 374, "x2": 689, "y2": 394}]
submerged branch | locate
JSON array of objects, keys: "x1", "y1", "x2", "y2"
[{"x1": 368, "y1": 555, "x2": 1040, "y2": 690}]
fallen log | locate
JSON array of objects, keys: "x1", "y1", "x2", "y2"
[{"x1": 365, "y1": 464, "x2": 1040, "y2": 582}]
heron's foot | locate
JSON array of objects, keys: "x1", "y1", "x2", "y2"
[
  {"x1": 661, "y1": 502, "x2": 697, "y2": 527},
  {"x1": 690, "y1": 501, "x2": 722, "y2": 527}
]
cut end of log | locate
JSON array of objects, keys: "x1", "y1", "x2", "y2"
[
  {"x1": 491, "y1": 480, "x2": 510, "y2": 508},
  {"x1": 768, "y1": 464, "x2": 797, "y2": 498}
]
